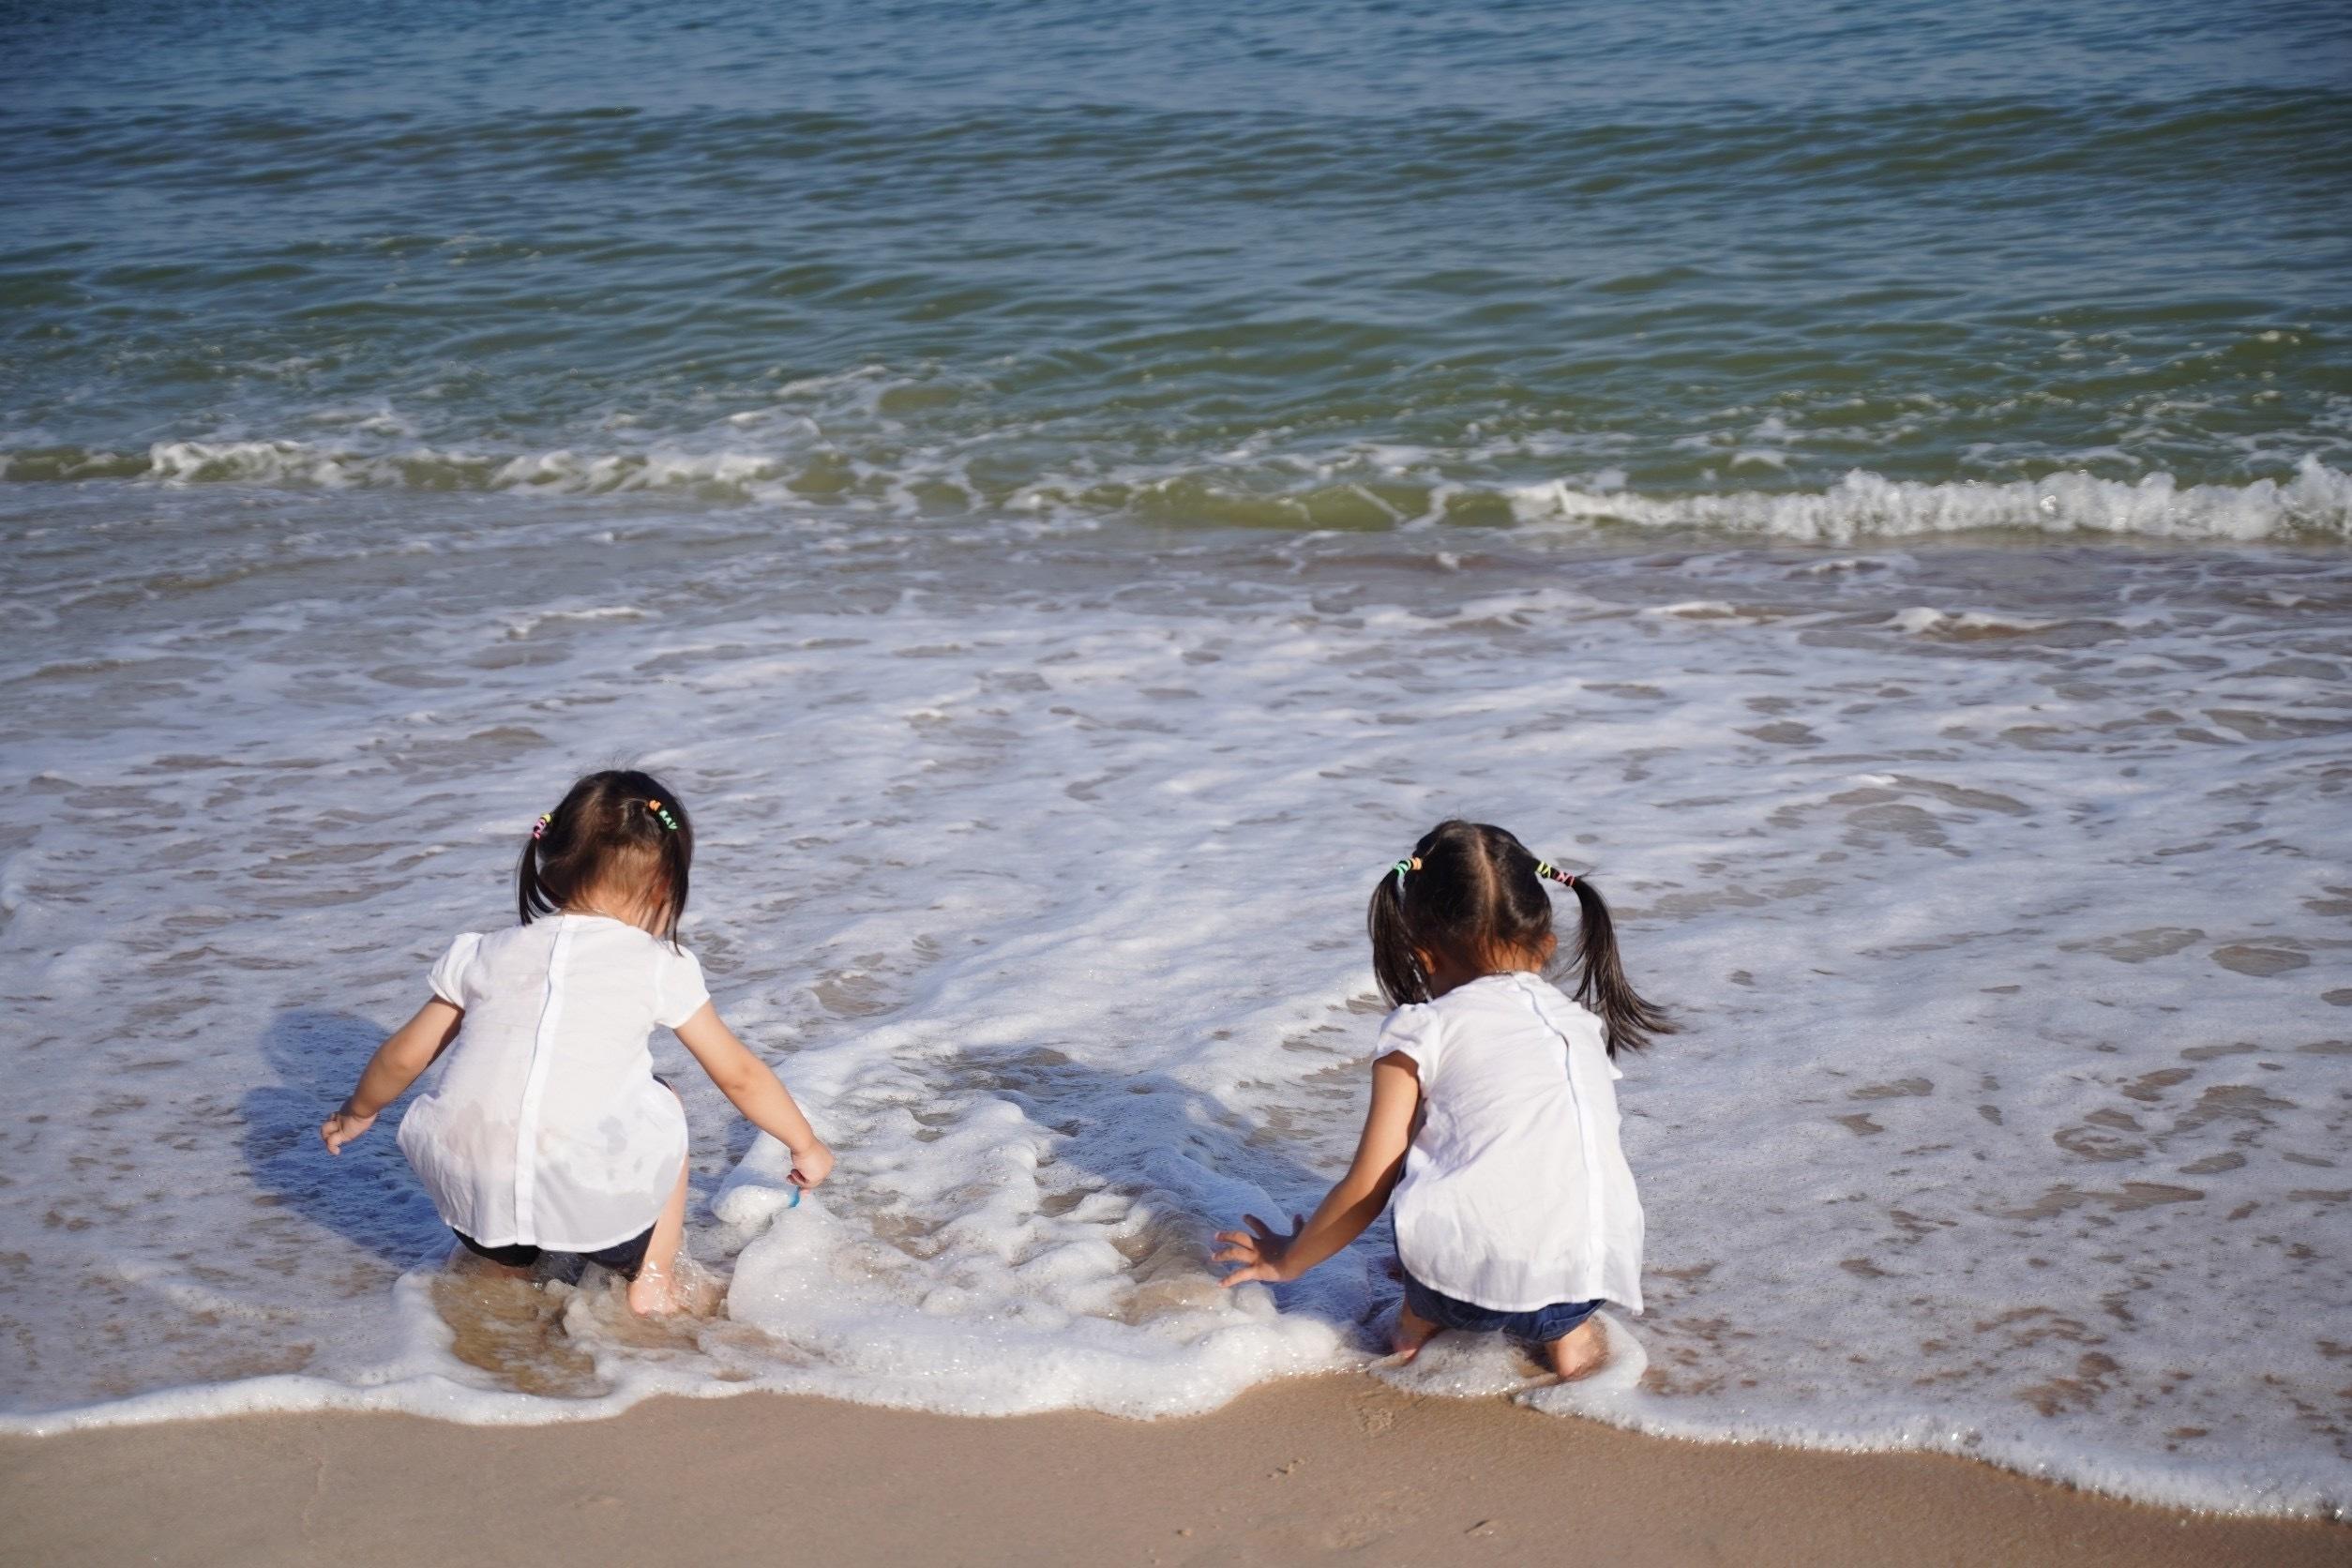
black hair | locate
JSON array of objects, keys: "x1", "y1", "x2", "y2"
[
  {"x1": 516, "y1": 769, "x2": 694, "y2": 945},
  {"x1": 1366, "y1": 819, "x2": 1673, "y2": 1057}
]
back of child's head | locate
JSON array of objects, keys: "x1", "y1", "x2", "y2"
[
  {"x1": 1368, "y1": 819, "x2": 1672, "y2": 1056},
  {"x1": 517, "y1": 769, "x2": 694, "y2": 943}
]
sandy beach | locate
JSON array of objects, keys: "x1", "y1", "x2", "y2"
[{"x1": 5, "y1": 1378, "x2": 2342, "y2": 1567}]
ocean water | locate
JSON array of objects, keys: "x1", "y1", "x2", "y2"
[{"x1": 2, "y1": 0, "x2": 2348, "y2": 1521}]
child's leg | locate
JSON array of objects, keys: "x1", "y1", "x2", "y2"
[
  {"x1": 1542, "y1": 1316, "x2": 1608, "y2": 1380},
  {"x1": 1391, "y1": 1297, "x2": 1441, "y2": 1363},
  {"x1": 626, "y1": 1154, "x2": 690, "y2": 1316},
  {"x1": 626, "y1": 1081, "x2": 692, "y2": 1316}
]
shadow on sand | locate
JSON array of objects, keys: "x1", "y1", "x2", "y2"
[
  {"x1": 239, "y1": 1008, "x2": 450, "y2": 1267},
  {"x1": 937, "y1": 1043, "x2": 1401, "y2": 1348}
]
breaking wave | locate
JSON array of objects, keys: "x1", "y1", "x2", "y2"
[{"x1": 5, "y1": 439, "x2": 2346, "y2": 544}]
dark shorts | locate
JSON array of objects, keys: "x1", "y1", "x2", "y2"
[
  {"x1": 453, "y1": 1225, "x2": 656, "y2": 1281},
  {"x1": 1400, "y1": 1268, "x2": 1602, "y2": 1348}
]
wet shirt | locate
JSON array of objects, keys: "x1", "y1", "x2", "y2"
[
  {"x1": 397, "y1": 914, "x2": 706, "y2": 1252},
  {"x1": 1380, "y1": 972, "x2": 1645, "y2": 1315}
]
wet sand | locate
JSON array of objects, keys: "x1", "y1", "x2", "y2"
[{"x1": 3, "y1": 1376, "x2": 2341, "y2": 1567}]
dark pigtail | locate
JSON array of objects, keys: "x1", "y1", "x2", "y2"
[
  {"x1": 516, "y1": 823, "x2": 555, "y2": 929},
  {"x1": 648, "y1": 796, "x2": 693, "y2": 946},
  {"x1": 1562, "y1": 876, "x2": 1674, "y2": 1057},
  {"x1": 1367, "y1": 858, "x2": 1431, "y2": 1007}
]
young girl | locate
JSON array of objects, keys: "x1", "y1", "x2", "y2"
[
  {"x1": 1214, "y1": 819, "x2": 1670, "y2": 1378},
  {"x1": 320, "y1": 769, "x2": 834, "y2": 1315}
]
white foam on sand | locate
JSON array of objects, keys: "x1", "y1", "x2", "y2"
[{"x1": 0, "y1": 492, "x2": 2345, "y2": 1518}]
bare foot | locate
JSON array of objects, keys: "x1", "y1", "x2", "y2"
[
  {"x1": 1545, "y1": 1316, "x2": 1608, "y2": 1380},
  {"x1": 1390, "y1": 1301, "x2": 1440, "y2": 1364},
  {"x1": 626, "y1": 1265, "x2": 682, "y2": 1317}
]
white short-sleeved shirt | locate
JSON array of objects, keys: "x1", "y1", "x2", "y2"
[
  {"x1": 396, "y1": 913, "x2": 709, "y2": 1252},
  {"x1": 1380, "y1": 972, "x2": 1645, "y2": 1314}
]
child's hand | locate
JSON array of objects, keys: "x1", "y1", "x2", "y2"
[
  {"x1": 787, "y1": 1140, "x2": 835, "y2": 1190},
  {"x1": 1213, "y1": 1213, "x2": 1305, "y2": 1288},
  {"x1": 320, "y1": 1105, "x2": 377, "y2": 1154}
]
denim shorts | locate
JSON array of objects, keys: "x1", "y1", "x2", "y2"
[{"x1": 1400, "y1": 1267, "x2": 1602, "y2": 1348}]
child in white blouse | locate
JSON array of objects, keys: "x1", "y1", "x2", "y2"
[
  {"x1": 1214, "y1": 820, "x2": 1671, "y2": 1378},
  {"x1": 322, "y1": 770, "x2": 833, "y2": 1315}
]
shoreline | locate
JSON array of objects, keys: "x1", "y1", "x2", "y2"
[{"x1": 4, "y1": 1376, "x2": 2342, "y2": 1567}]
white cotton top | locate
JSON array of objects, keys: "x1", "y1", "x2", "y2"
[
  {"x1": 396, "y1": 913, "x2": 709, "y2": 1252},
  {"x1": 1380, "y1": 971, "x2": 1645, "y2": 1314}
]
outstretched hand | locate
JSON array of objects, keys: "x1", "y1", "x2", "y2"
[
  {"x1": 1213, "y1": 1212, "x2": 1304, "y2": 1289},
  {"x1": 319, "y1": 1105, "x2": 376, "y2": 1154},
  {"x1": 786, "y1": 1140, "x2": 835, "y2": 1190}
]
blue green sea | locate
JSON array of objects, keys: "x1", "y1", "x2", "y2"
[{"x1": 4, "y1": 0, "x2": 2346, "y2": 530}]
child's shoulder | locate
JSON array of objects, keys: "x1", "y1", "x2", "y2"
[
  {"x1": 1435, "y1": 972, "x2": 1608, "y2": 1040},
  {"x1": 1374, "y1": 998, "x2": 1441, "y2": 1071},
  {"x1": 1376, "y1": 975, "x2": 1516, "y2": 1035},
  {"x1": 443, "y1": 918, "x2": 693, "y2": 969},
  {"x1": 455, "y1": 919, "x2": 702, "y2": 988},
  {"x1": 560, "y1": 918, "x2": 706, "y2": 981},
  {"x1": 451, "y1": 922, "x2": 537, "y2": 967},
  {"x1": 1503, "y1": 972, "x2": 1606, "y2": 1033}
]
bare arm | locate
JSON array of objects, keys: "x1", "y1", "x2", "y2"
[
  {"x1": 671, "y1": 1002, "x2": 834, "y2": 1188},
  {"x1": 1214, "y1": 1051, "x2": 1421, "y2": 1288},
  {"x1": 320, "y1": 998, "x2": 463, "y2": 1153}
]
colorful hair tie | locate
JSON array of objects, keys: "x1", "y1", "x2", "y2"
[
  {"x1": 1391, "y1": 854, "x2": 1421, "y2": 891},
  {"x1": 645, "y1": 799, "x2": 681, "y2": 832},
  {"x1": 531, "y1": 812, "x2": 552, "y2": 841},
  {"x1": 1535, "y1": 860, "x2": 1577, "y2": 889}
]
